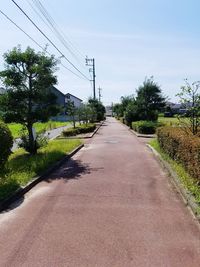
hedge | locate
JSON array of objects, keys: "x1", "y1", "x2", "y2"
[
  {"x1": 157, "y1": 127, "x2": 200, "y2": 181},
  {"x1": 62, "y1": 124, "x2": 96, "y2": 137},
  {"x1": 0, "y1": 121, "x2": 13, "y2": 171},
  {"x1": 132, "y1": 121, "x2": 162, "y2": 134}
]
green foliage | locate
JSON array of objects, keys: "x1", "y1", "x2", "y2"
[
  {"x1": 66, "y1": 100, "x2": 77, "y2": 128},
  {"x1": 0, "y1": 46, "x2": 59, "y2": 154},
  {"x1": 18, "y1": 132, "x2": 48, "y2": 153},
  {"x1": 157, "y1": 127, "x2": 200, "y2": 181},
  {"x1": 124, "y1": 101, "x2": 139, "y2": 126},
  {"x1": 135, "y1": 77, "x2": 166, "y2": 121},
  {"x1": 88, "y1": 98, "x2": 105, "y2": 122},
  {"x1": 62, "y1": 123, "x2": 96, "y2": 137},
  {"x1": 0, "y1": 139, "x2": 82, "y2": 200},
  {"x1": 116, "y1": 77, "x2": 166, "y2": 126},
  {"x1": 150, "y1": 139, "x2": 200, "y2": 206},
  {"x1": 176, "y1": 79, "x2": 200, "y2": 135},
  {"x1": 0, "y1": 121, "x2": 13, "y2": 171},
  {"x1": 132, "y1": 121, "x2": 162, "y2": 134}
]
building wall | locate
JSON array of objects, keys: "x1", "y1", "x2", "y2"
[{"x1": 65, "y1": 94, "x2": 82, "y2": 108}]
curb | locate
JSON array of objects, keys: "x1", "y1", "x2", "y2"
[
  {"x1": 147, "y1": 144, "x2": 200, "y2": 221},
  {"x1": 118, "y1": 120, "x2": 156, "y2": 138},
  {"x1": 58, "y1": 121, "x2": 104, "y2": 140},
  {"x1": 130, "y1": 129, "x2": 156, "y2": 138},
  {"x1": 0, "y1": 144, "x2": 84, "y2": 212}
]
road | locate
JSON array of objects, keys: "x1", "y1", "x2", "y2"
[{"x1": 0, "y1": 117, "x2": 200, "y2": 266}]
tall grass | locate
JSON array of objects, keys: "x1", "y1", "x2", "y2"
[{"x1": 0, "y1": 139, "x2": 82, "y2": 200}]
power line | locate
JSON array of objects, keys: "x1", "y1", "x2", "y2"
[
  {"x1": 0, "y1": 8, "x2": 88, "y2": 80},
  {"x1": 0, "y1": 9, "x2": 44, "y2": 51},
  {"x1": 29, "y1": 0, "x2": 85, "y2": 67},
  {"x1": 10, "y1": 0, "x2": 90, "y2": 81}
]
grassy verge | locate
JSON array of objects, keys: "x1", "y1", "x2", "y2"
[
  {"x1": 149, "y1": 139, "x2": 200, "y2": 207},
  {"x1": 0, "y1": 139, "x2": 82, "y2": 201},
  {"x1": 8, "y1": 121, "x2": 71, "y2": 139}
]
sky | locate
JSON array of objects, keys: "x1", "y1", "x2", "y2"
[{"x1": 0, "y1": 0, "x2": 200, "y2": 105}]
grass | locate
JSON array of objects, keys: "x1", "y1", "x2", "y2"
[
  {"x1": 8, "y1": 121, "x2": 71, "y2": 139},
  {"x1": 0, "y1": 139, "x2": 82, "y2": 201},
  {"x1": 149, "y1": 138, "x2": 200, "y2": 210},
  {"x1": 158, "y1": 117, "x2": 180, "y2": 126}
]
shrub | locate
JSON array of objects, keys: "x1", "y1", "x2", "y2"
[
  {"x1": 62, "y1": 124, "x2": 96, "y2": 137},
  {"x1": 132, "y1": 121, "x2": 161, "y2": 134},
  {"x1": 0, "y1": 121, "x2": 13, "y2": 171},
  {"x1": 157, "y1": 127, "x2": 200, "y2": 180},
  {"x1": 18, "y1": 133, "x2": 48, "y2": 153}
]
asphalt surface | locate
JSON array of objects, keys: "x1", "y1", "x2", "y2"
[{"x1": 0, "y1": 117, "x2": 200, "y2": 267}]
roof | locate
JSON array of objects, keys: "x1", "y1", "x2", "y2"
[
  {"x1": 49, "y1": 86, "x2": 65, "y2": 97},
  {"x1": 65, "y1": 93, "x2": 83, "y2": 102}
]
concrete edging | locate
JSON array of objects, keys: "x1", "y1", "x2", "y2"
[
  {"x1": 58, "y1": 121, "x2": 104, "y2": 139},
  {"x1": 0, "y1": 144, "x2": 84, "y2": 212},
  {"x1": 118, "y1": 119, "x2": 156, "y2": 138},
  {"x1": 147, "y1": 144, "x2": 200, "y2": 221}
]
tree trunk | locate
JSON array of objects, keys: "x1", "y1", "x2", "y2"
[{"x1": 27, "y1": 123, "x2": 37, "y2": 154}]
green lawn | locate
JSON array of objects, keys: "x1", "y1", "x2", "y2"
[
  {"x1": 0, "y1": 139, "x2": 82, "y2": 201},
  {"x1": 158, "y1": 117, "x2": 180, "y2": 126},
  {"x1": 158, "y1": 116, "x2": 189, "y2": 127},
  {"x1": 149, "y1": 138, "x2": 200, "y2": 213},
  {"x1": 8, "y1": 121, "x2": 71, "y2": 139}
]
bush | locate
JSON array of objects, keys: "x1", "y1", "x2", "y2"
[
  {"x1": 18, "y1": 133, "x2": 48, "y2": 153},
  {"x1": 0, "y1": 121, "x2": 13, "y2": 171},
  {"x1": 132, "y1": 121, "x2": 161, "y2": 134},
  {"x1": 62, "y1": 124, "x2": 96, "y2": 137},
  {"x1": 157, "y1": 127, "x2": 200, "y2": 180}
]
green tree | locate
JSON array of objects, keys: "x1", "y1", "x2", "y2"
[
  {"x1": 176, "y1": 79, "x2": 200, "y2": 135},
  {"x1": 136, "y1": 77, "x2": 166, "y2": 121},
  {"x1": 66, "y1": 100, "x2": 77, "y2": 128},
  {"x1": 88, "y1": 98, "x2": 105, "y2": 122},
  {"x1": 0, "y1": 46, "x2": 59, "y2": 154}
]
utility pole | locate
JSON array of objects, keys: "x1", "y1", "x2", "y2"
[
  {"x1": 86, "y1": 57, "x2": 96, "y2": 99},
  {"x1": 98, "y1": 87, "x2": 102, "y2": 102}
]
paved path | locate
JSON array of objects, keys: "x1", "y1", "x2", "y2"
[
  {"x1": 12, "y1": 124, "x2": 71, "y2": 151},
  {"x1": 0, "y1": 117, "x2": 200, "y2": 267}
]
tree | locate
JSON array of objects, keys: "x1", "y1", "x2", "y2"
[
  {"x1": 66, "y1": 100, "x2": 77, "y2": 128},
  {"x1": 124, "y1": 101, "x2": 140, "y2": 126},
  {"x1": 136, "y1": 77, "x2": 166, "y2": 121},
  {"x1": 0, "y1": 46, "x2": 59, "y2": 154},
  {"x1": 0, "y1": 120, "x2": 13, "y2": 172},
  {"x1": 176, "y1": 79, "x2": 200, "y2": 135},
  {"x1": 88, "y1": 98, "x2": 105, "y2": 122}
]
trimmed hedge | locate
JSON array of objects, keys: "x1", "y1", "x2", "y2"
[
  {"x1": 62, "y1": 124, "x2": 96, "y2": 137},
  {"x1": 157, "y1": 127, "x2": 200, "y2": 180},
  {"x1": 132, "y1": 121, "x2": 162, "y2": 134},
  {"x1": 0, "y1": 121, "x2": 13, "y2": 171}
]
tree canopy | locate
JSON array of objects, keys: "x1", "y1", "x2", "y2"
[{"x1": 0, "y1": 46, "x2": 59, "y2": 154}]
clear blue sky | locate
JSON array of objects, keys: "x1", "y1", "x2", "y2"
[{"x1": 1, "y1": 0, "x2": 200, "y2": 105}]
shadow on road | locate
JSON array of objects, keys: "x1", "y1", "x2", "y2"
[
  {"x1": 45, "y1": 159, "x2": 92, "y2": 183},
  {"x1": 0, "y1": 196, "x2": 25, "y2": 214}
]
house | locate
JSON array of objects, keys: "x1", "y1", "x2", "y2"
[
  {"x1": 65, "y1": 93, "x2": 83, "y2": 108},
  {"x1": 49, "y1": 86, "x2": 65, "y2": 108},
  {"x1": 49, "y1": 87, "x2": 83, "y2": 121},
  {"x1": 0, "y1": 87, "x2": 6, "y2": 95}
]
